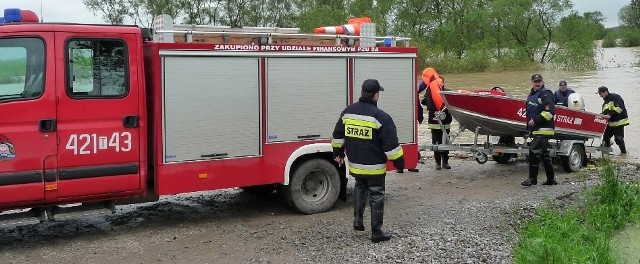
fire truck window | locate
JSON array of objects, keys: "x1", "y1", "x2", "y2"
[
  {"x1": 67, "y1": 39, "x2": 128, "y2": 98},
  {"x1": 0, "y1": 38, "x2": 45, "y2": 101}
]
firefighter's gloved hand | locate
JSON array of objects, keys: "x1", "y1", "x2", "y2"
[{"x1": 392, "y1": 157, "x2": 405, "y2": 173}]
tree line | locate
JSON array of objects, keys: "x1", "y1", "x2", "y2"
[
  {"x1": 82, "y1": 0, "x2": 640, "y2": 73},
  {"x1": 604, "y1": 0, "x2": 640, "y2": 50}
]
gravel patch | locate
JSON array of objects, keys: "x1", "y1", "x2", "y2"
[{"x1": 0, "y1": 127, "x2": 637, "y2": 263}]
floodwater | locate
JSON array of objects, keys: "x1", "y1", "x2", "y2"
[{"x1": 444, "y1": 45, "x2": 640, "y2": 162}]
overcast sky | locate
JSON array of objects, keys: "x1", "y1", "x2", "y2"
[{"x1": 1, "y1": 0, "x2": 631, "y2": 28}]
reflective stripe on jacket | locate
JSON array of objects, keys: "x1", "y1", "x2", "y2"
[
  {"x1": 601, "y1": 93, "x2": 629, "y2": 127},
  {"x1": 332, "y1": 97, "x2": 404, "y2": 176},
  {"x1": 526, "y1": 86, "x2": 555, "y2": 136}
]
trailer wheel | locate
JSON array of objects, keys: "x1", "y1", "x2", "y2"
[
  {"x1": 561, "y1": 144, "x2": 585, "y2": 173},
  {"x1": 281, "y1": 159, "x2": 340, "y2": 214},
  {"x1": 474, "y1": 152, "x2": 488, "y2": 164}
]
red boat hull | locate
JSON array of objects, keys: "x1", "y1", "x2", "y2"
[{"x1": 440, "y1": 91, "x2": 608, "y2": 140}]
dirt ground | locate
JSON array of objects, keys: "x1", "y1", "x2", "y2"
[{"x1": 0, "y1": 156, "x2": 616, "y2": 263}]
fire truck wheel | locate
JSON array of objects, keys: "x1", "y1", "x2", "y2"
[
  {"x1": 561, "y1": 144, "x2": 585, "y2": 173},
  {"x1": 281, "y1": 159, "x2": 340, "y2": 214}
]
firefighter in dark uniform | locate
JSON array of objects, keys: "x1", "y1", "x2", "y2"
[
  {"x1": 522, "y1": 74, "x2": 557, "y2": 186},
  {"x1": 419, "y1": 76, "x2": 452, "y2": 170},
  {"x1": 597, "y1": 86, "x2": 629, "y2": 154},
  {"x1": 331, "y1": 79, "x2": 405, "y2": 243},
  {"x1": 554, "y1": 80, "x2": 575, "y2": 107}
]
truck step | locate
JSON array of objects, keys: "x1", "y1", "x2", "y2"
[
  {"x1": 0, "y1": 201, "x2": 116, "y2": 225},
  {"x1": 0, "y1": 208, "x2": 46, "y2": 226},
  {"x1": 49, "y1": 201, "x2": 116, "y2": 222}
]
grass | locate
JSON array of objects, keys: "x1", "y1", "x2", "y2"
[{"x1": 513, "y1": 161, "x2": 640, "y2": 264}]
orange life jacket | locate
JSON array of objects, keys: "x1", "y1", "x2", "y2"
[{"x1": 421, "y1": 67, "x2": 444, "y2": 111}]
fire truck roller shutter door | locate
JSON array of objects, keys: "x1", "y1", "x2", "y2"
[
  {"x1": 162, "y1": 55, "x2": 261, "y2": 162},
  {"x1": 353, "y1": 57, "x2": 416, "y2": 144},
  {"x1": 266, "y1": 57, "x2": 347, "y2": 143}
]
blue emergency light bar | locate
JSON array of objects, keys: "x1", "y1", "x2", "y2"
[
  {"x1": 0, "y1": 8, "x2": 39, "y2": 25},
  {"x1": 3, "y1": 8, "x2": 22, "y2": 23}
]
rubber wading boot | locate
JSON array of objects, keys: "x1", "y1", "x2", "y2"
[
  {"x1": 541, "y1": 161, "x2": 557, "y2": 185},
  {"x1": 521, "y1": 178, "x2": 537, "y2": 186},
  {"x1": 353, "y1": 187, "x2": 366, "y2": 231},
  {"x1": 521, "y1": 165, "x2": 539, "y2": 186},
  {"x1": 434, "y1": 152, "x2": 441, "y2": 170},
  {"x1": 370, "y1": 196, "x2": 391, "y2": 243},
  {"x1": 442, "y1": 155, "x2": 451, "y2": 169}
]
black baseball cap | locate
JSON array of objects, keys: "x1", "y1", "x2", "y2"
[
  {"x1": 362, "y1": 79, "x2": 384, "y2": 93},
  {"x1": 559, "y1": 80, "x2": 567, "y2": 86},
  {"x1": 596, "y1": 86, "x2": 608, "y2": 94},
  {"x1": 531, "y1": 74, "x2": 543, "y2": 81}
]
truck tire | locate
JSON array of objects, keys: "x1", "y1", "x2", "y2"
[
  {"x1": 281, "y1": 159, "x2": 340, "y2": 214},
  {"x1": 240, "y1": 184, "x2": 277, "y2": 195},
  {"x1": 492, "y1": 136, "x2": 517, "y2": 164},
  {"x1": 561, "y1": 144, "x2": 585, "y2": 173},
  {"x1": 492, "y1": 153, "x2": 516, "y2": 164}
]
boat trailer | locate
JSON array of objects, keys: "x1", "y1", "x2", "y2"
[{"x1": 419, "y1": 111, "x2": 612, "y2": 173}]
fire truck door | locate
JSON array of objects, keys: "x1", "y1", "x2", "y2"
[
  {"x1": 0, "y1": 36, "x2": 53, "y2": 205},
  {"x1": 55, "y1": 35, "x2": 142, "y2": 198}
]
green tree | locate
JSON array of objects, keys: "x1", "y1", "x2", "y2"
[
  {"x1": 296, "y1": 1, "x2": 348, "y2": 33},
  {"x1": 80, "y1": 0, "x2": 605, "y2": 72},
  {"x1": 619, "y1": 0, "x2": 640, "y2": 28},
  {"x1": 392, "y1": 0, "x2": 434, "y2": 38},
  {"x1": 243, "y1": 0, "x2": 299, "y2": 28},
  {"x1": 490, "y1": 0, "x2": 541, "y2": 61},
  {"x1": 82, "y1": 0, "x2": 129, "y2": 24},
  {"x1": 347, "y1": 0, "x2": 395, "y2": 35},
  {"x1": 552, "y1": 13, "x2": 597, "y2": 70},
  {"x1": 434, "y1": 0, "x2": 493, "y2": 58},
  {"x1": 583, "y1": 11, "x2": 606, "y2": 39},
  {"x1": 137, "y1": 0, "x2": 183, "y2": 26},
  {"x1": 83, "y1": 0, "x2": 183, "y2": 26},
  {"x1": 532, "y1": 0, "x2": 573, "y2": 63}
]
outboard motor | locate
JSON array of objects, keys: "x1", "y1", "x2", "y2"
[{"x1": 567, "y1": 92, "x2": 585, "y2": 110}]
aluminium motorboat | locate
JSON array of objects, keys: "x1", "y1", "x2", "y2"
[{"x1": 439, "y1": 89, "x2": 608, "y2": 141}]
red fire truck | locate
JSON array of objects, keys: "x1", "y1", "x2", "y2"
[{"x1": 0, "y1": 9, "x2": 419, "y2": 222}]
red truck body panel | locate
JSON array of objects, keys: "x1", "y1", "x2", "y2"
[{"x1": 0, "y1": 22, "x2": 418, "y2": 214}]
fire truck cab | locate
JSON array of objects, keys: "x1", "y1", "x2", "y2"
[{"x1": 0, "y1": 9, "x2": 419, "y2": 222}]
